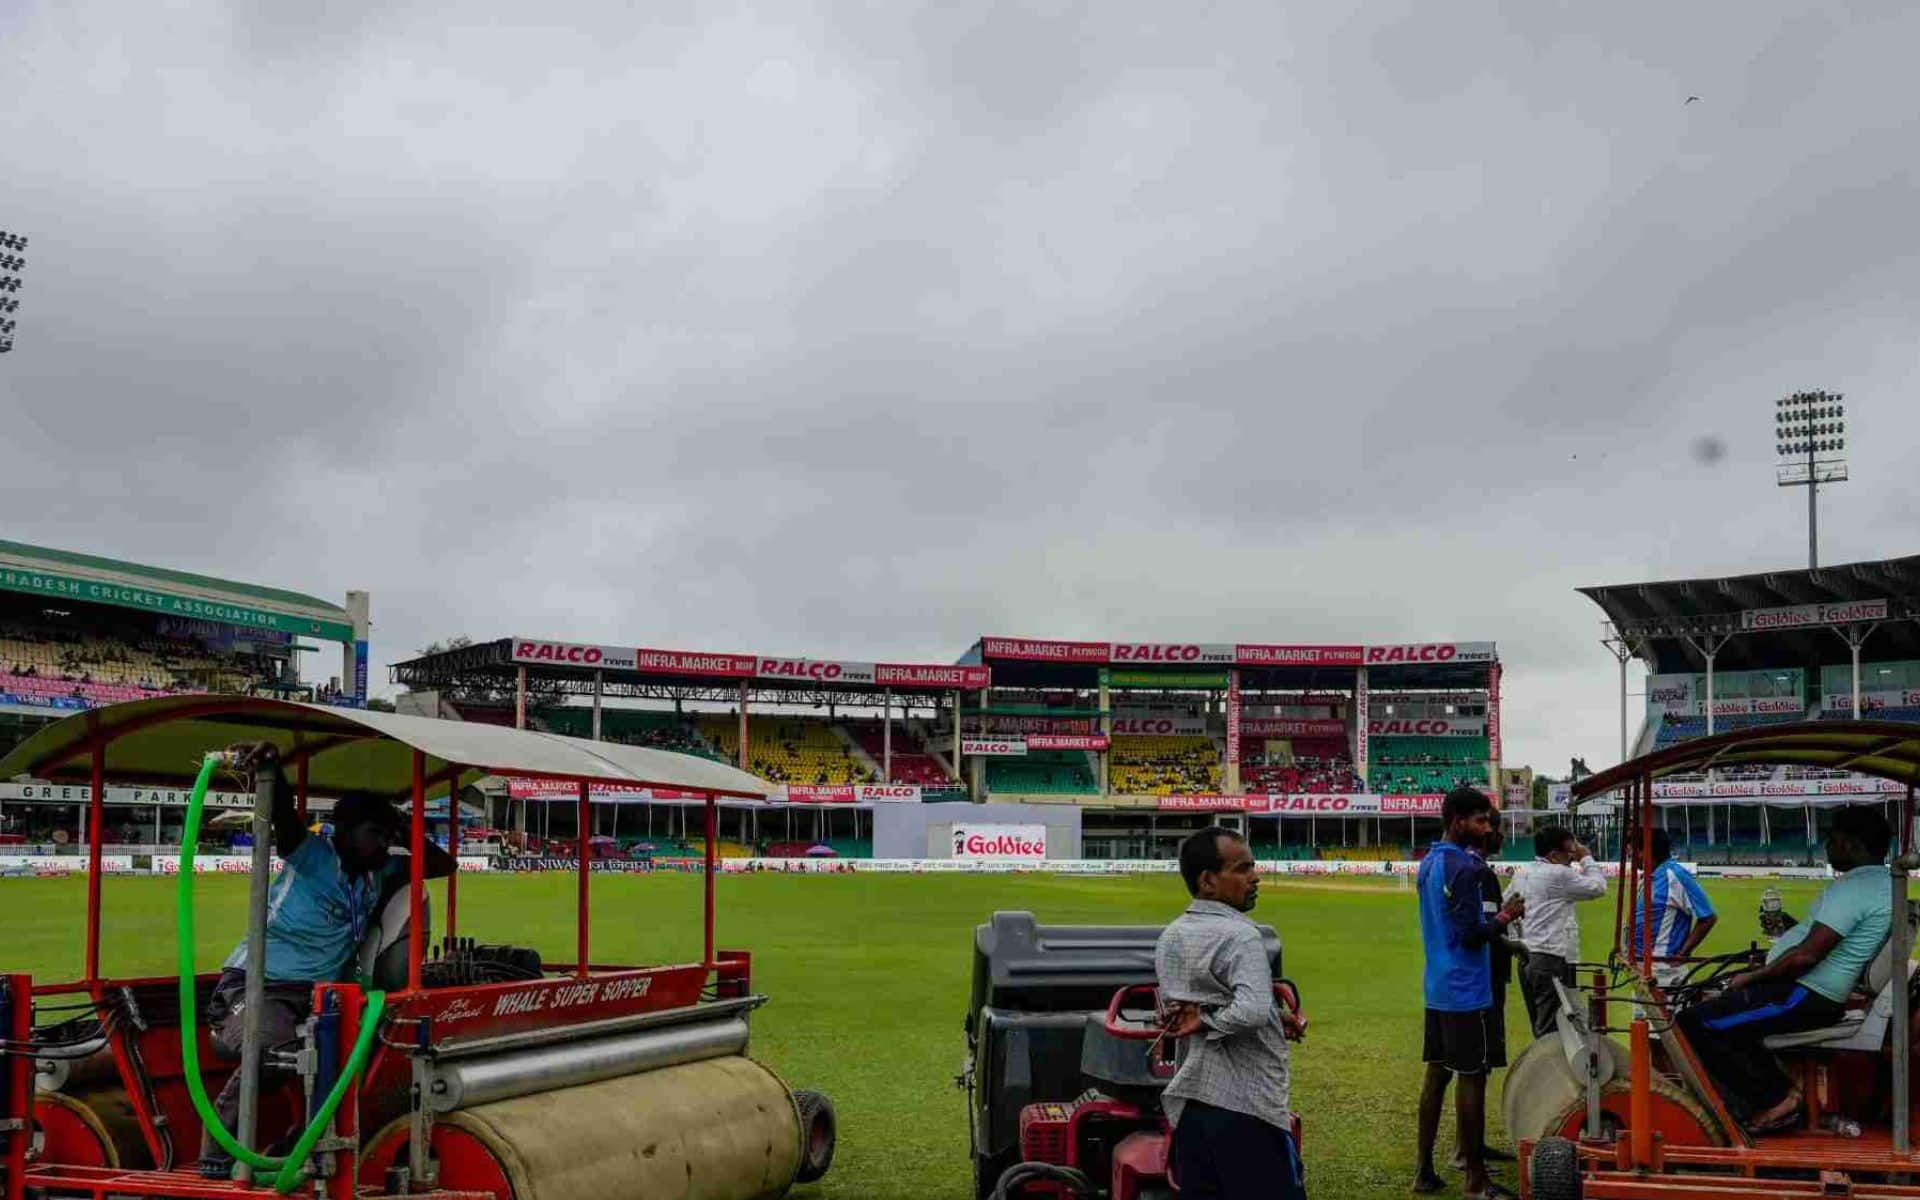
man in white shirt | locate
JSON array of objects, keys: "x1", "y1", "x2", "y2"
[{"x1": 1508, "y1": 825, "x2": 1608, "y2": 1038}]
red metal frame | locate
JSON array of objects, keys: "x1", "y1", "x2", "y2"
[
  {"x1": 10, "y1": 700, "x2": 761, "y2": 1200},
  {"x1": 577, "y1": 781, "x2": 590, "y2": 976},
  {"x1": 1525, "y1": 725, "x2": 1920, "y2": 1197},
  {"x1": 3, "y1": 974, "x2": 30, "y2": 1200}
]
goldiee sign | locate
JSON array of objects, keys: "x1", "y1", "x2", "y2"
[
  {"x1": 951, "y1": 824, "x2": 1048, "y2": 860},
  {"x1": 0, "y1": 567, "x2": 352, "y2": 642},
  {"x1": 1740, "y1": 599, "x2": 1889, "y2": 631}
]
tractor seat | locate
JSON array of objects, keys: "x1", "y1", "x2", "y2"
[{"x1": 1764, "y1": 906, "x2": 1917, "y2": 1053}]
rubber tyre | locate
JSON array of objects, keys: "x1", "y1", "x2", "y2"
[
  {"x1": 1529, "y1": 1136, "x2": 1581, "y2": 1200},
  {"x1": 794, "y1": 1089, "x2": 838, "y2": 1184}
]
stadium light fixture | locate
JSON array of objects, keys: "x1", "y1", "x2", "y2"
[
  {"x1": 1774, "y1": 390, "x2": 1847, "y2": 569},
  {"x1": 0, "y1": 229, "x2": 26, "y2": 354}
]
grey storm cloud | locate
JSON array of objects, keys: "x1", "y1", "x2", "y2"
[{"x1": 4, "y1": 1, "x2": 1919, "y2": 774}]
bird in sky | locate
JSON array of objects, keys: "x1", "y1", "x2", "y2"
[{"x1": 1685, "y1": 95, "x2": 1701, "y2": 105}]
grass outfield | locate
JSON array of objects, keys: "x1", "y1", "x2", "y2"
[{"x1": 5, "y1": 871, "x2": 1825, "y2": 1199}]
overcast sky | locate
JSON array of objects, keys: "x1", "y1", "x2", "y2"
[{"x1": 4, "y1": 2, "x2": 1918, "y2": 774}]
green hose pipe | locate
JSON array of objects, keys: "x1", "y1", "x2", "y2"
[{"x1": 175, "y1": 753, "x2": 390, "y2": 1192}]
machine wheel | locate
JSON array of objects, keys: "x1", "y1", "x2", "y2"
[
  {"x1": 793, "y1": 1088, "x2": 838, "y2": 1183},
  {"x1": 1529, "y1": 1137, "x2": 1581, "y2": 1200}
]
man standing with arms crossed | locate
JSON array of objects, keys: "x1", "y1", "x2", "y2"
[
  {"x1": 1509, "y1": 825, "x2": 1608, "y2": 1038},
  {"x1": 1156, "y1": 826, "x2": 1308, "y2": 1199},
  {"x1": 1414, "y1": 788, "x2": 1525, "y2": 1200}
]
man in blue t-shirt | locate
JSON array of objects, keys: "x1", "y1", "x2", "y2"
[
  {"x1": 1413, "y1": 788, "x2": 1525, "y2": 1200},
  {"x1": 1675, "y1": 806, "x2": 1893, "y2": 1133},
  {"x1": 1630, "y1": 828, "x2": 1718, "y2": 987},
  {"x1": 198, "y1": 743, "x2": 452, "y2": 1177}
]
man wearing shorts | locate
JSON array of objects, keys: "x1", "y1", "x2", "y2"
[{"x1": 1414, "y1": 788, "x2": 1524, "y2": 1200}]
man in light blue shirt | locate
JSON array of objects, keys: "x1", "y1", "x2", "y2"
[
  {"x1": 1675, "y1": 806, "x2": 1893, "y2": 1133},
  {"x1": 199, "y1": 744, "x2": 452, "y2": 1177}
]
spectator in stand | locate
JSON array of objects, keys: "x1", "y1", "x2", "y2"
[
  {"x1": 1631, "y1": 829, "x2": 1717, "y2": 989},
  {"x1": 1413, "y1": 787, "x2": 1523, "y2": 1200},
  {"x1": 1508, "y1": 825, "x2": 1607, "y2": 1038}
]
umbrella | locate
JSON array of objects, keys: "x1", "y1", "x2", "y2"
[{"x1": 804, "y1": 844, "x2": 838, "y2": 857}]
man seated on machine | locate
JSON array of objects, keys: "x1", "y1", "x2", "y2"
[
  {"x1": 1675, "y1": 806, "x2": 1892, "y2": 1134},
  {"x1": 199, "y1": 743, "x2": 454, "y2": 1178}
]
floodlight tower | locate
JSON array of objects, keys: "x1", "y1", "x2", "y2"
[
  {"x1": 1775, "y1": 390, "x2": 1847, "y2": 569},
  {"x1": 0, "y1": 229, "x2": 27, "y2": 354}
]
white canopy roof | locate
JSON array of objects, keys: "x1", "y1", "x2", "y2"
[{"x1": 0, "y1": 696, "x2": 774, "y2": 802}]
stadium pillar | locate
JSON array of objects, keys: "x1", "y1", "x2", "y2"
[
  {"x1": 738, "y1": 682, "x2": 750, "y2": 771},
  {"x1": 1354, "y1": 668, "x2": 1370, "y2": 790},
  {"x1": 515, "y1": 666, "x2": 527, "y2": 730},
  {"x1": 950, "y1": 690, "x2": 962, "y2": 784},
  {"x1": 1225, "y1": 669, "x2": 1242, "y2": 795},
  {"x1": 883, "y1": 688, "x2": 893, "y2": 784},
  {"x1": 592, "y1": 670, "x2": 603, "y2": 740},
  {"x1": 971, "y1": 686, "x2": 988, "y2": 802},
  {"x1": 1831, "y1": 622, "x2": 1880, "y2": 718},
  {"x1": 1098, "y1": 669, "x2": 1112, "y2": 798},
  {"x1": 1486, "y1": 661, "x2": 1503, "y2": 797}
]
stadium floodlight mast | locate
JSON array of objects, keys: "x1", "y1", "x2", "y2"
[
  {"x1": 1775, "y1": 390, "x2": 1847, "y2": 569},
  {"x1": 0, "y1": 229, "x2": 27, "y2": 354}
]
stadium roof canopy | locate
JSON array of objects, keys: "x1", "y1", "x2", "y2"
[
  {"x1": 1579, "y1": 554, "x2": 1920, "y2": 673},
  {"x1": 961, "y1": 636, "x2": 1499, "y2": 691},
  {"x1": 0, "y1": 695, "x2": 774, "y2": 801},
  {"x1": 392, "y1": 636, "x2": 989, "y2": 707},
  {"x1": 1573, "y1": 719, "x2": 1920, "y2": 798},
  {"x1": 0, "y1": 538, "x2": 353, "y2": 643}
]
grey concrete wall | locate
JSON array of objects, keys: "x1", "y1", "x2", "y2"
[{"x1": 873, "y1": 801, "x2": 1083, "y2": 859}]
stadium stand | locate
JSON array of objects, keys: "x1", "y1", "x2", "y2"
[
  {"x1": 0, "y1": 612, "x2": 282, "y2": 707},
  {"x1": 842, "y1": 719, "x2": 958, "y2": 789},
  {"x1": 1652, "y1": 710, "x2": 1806, "y2": 747},
  {"x1": 1820, "y1": 705, "x2": 1920, "y2": 724},
  {"x1": 696, "y1": 714, "x2": 872, "y2": 785},
  {"x1": 1370, "y1": 733, "x2": 1489, "y2": 794},
  {"x1": 538, "y1": 706, "x2": 726, "y2": 760},
  {"x1": 987, "y1": 752, "x2": 1099, "y2": 796},
  {"x1": 1111, "y1": 734, "x2": 1221, "y2": 795},
  {"x1": 1240, "y1": 735, "x2": 1361, "y2": 793}
]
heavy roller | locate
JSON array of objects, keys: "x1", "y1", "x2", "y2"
[
  {"x1": 0, "y1": 696, "x2": 836, "y2": 1200},
  {"x1": 1510, "y1": 720, "x2": 1920, "y2": 1200}
]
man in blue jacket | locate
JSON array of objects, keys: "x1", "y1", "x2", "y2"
[{"x1": 1413, "y1": 787, "x2": 1525, "y2": 1200}]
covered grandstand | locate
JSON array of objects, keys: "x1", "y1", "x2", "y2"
[
  {"x1": 1579, "y1": 553, "x2": 1920, "y2": 865},
  {"x1": 0, "y1": 538, "x2": 369, "y2": 843},
  {"x1": 391, "y1": 633, "x2": 1504, "y2": 861}
]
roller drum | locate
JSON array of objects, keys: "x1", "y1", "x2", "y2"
[
  {"x1": 367, "y1": 1055, "x2": 804, "y2": 1200},
  {"x1": 33, "y1": 1086, "x2": 152, "y2": 1169},
  {"x1": 429, "y1": 1016, "x2": 750, "y2": 1113},
  {"x1": 1502, "y1": 1033, "x2": 1627, "y2": 1145}
]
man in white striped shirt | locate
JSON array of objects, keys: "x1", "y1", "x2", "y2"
[{"x1": 1508, "y1": 825, "x2": 1608, "y2": 1038}]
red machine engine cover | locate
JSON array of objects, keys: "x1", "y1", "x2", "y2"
[
  {"x1": 1019, "y1": 1101, "x2": 1076, "y2": 1165},
  {"x1": 1110, "y1": 1129, "x2": 1169, "y2": 1200}
]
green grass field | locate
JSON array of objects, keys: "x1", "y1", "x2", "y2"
[{"x1": 4, "y1": 871, "x2": 1825, "y2": 1199}]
